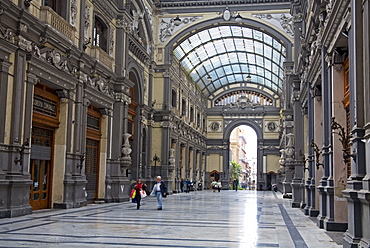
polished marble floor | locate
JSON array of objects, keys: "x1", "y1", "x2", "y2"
[{"x1": 0, "y1": 190, "x2": 343, "y2": 247}]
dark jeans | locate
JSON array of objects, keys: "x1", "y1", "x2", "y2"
[{"x1": 136, "y1": 195, "x2": 141, "y2": 209}]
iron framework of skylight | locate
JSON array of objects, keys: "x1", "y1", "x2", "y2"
[{"x1": 173, "y1": 26, "x2": 286, "y2": 97}]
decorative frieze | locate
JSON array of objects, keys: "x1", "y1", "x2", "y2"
[
  {"x1": 159, "y1": 16, "x2": 202, "y2": 44},
  {"x1": 253, "y1": 13, "x2": 294, "y2": 38}
]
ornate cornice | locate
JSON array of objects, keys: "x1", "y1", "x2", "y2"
[{"x1": 156, "y1": 0, "x2": 291, "y2": 8}]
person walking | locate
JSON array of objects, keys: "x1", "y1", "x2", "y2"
[
  {"x1": 152, "y1": 176, "x2": 167, "y2": 210},
  {"x1": 217, "y1": 180, "x2": 222, "y2": 193},
  {"x1": 133, "y1": 179, "x2": 147, "y2": 210},
  {"x1": 211, "y1": 180, "x2": 217, "y2": 192}
]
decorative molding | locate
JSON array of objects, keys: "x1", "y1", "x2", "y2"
[
  {"x1": 19, "y1": 23, "x2": 28, "y2": 33},
  {"x1": 70, "y1": 0, "x2": 77, "y2": 27},
  {"x1": 84, "y1": 5, "x2": 90, "y2": 38},
  {"x1": 17, "y1": 35, "x2": 32, "y2": 52},
  {"x1": 109, "y1": 29, "x2": 114, "y2": 56},
  {"x1": 0, "y1": 27, "x2": 15, "y2": 43},
  {"x1": 223, "y1": 92, "x2": 257, "y2": 109},
  {"x1": 116, "y1": 19, "x2": 125, "y2": 29},
  {"x1": 92, "y1": 0, "x2": 115, "y2": 21},
  {"x1": 159, "y1": 16, "x2": 202, "y2": 44},
  {"x1": 253, "y1": 13, "x2": 294, "y2": 38}
]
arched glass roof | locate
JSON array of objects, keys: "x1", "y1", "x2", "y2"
[{"x1": 173, "y1": 25, "x2": 286, "y2": 97}]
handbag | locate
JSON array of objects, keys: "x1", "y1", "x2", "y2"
[
  {"x1": 140, "y1": 190, "x2": 147, "y2": 198},
  {"x1": 130, "y1": 189, "x2": 136, "y2": 199}
]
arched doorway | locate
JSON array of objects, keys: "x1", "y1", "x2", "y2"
[
  {"x1": 223, "y1": 119, "x2": 264, "y2": 190},
  {"x1": 229, "y1": 125, "x2": 257, "y2": 190}
]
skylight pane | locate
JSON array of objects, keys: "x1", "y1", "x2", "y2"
[
  {"x1": 182, "y1": 57, "x2": 193, "y2": 72},
  {"x1": 204, "y1": 42, "x2": 217, "y2": 57},
  {"x1": 215, "y1": 67, "x2": 225, "y2": 78},
  {"x1": 264, "y1": 34, "x2": 273, "y2": 45},
  {"x1": 190, "y1": 71, "x2": 200, "y2": 81},
  {"x1": 255, "y1": 42, "x2": 263, "y2": 55},
  {"x1": 196, "y1": 46, "x2": 207, "y2": 60},
  {"x1": 256, "y1": 55, "x2": 264, "y2": 67},
  {"x1": 242, "y1": 27, "x2": 253, "y2": 38},
  {"x1": 227, "y1": 74, "x2": 235, "y2": 82},
  {"x1": 210, "y1": 56, "x2": 222, "y2": 68},
  {"x1": 213, "y1": 40, "x2": 226, "y2": 54},
  {"x1": 232, "y1": 64, "x2": 242, "y2": 73},
  {"x1": 223, "y1": 65, "x2": 232, "y2": 75},
  {"x1": 213, "y1": 80, "x2": 222, "y2": 89},
  {"x1": 273, "y1": 39, "x2": 282, "y2": 51},
  {"x1": 245, "y1": 40, "x2": 254, "y2": 53},
  {"x1": 265, "y1": 59, "x2": 271, "y2": 71},
  {"x1": 253, "y1": 30, "x2": 263, "y2": 41},
  {"x1": 234, "y1": 74, "x2": 243, "y2": 82},
  {"x1": 197, "y1": 66, "x2": 206, "y2": 77},
  {"x1": 203, "y1": 60, "x2": 213, "y2": 71},
  {"x1": 173, "y1": 47, "x2": 185, "y2": 59},
  {"x1": 228, "y1": 52, "x2": 238, "y2": 62},
  {"x1": 219, "y1": 26, "x2": 232, "y2": 37},
  {"x1": 180, "y1": 39, "x2": 193, "y2": 54},
  {"x1": 224, "y1": 39, "x2": 236, "y2": 51},
  {"x1": 231, "y1": 26, "x2": 243, "y2": 37},
  {"x1": 219, "y1": 54, "x2": 229, "y2": 64},
  {"x1": 209, "y1": 27, "x2": 222, "y2": 39},
  {"x1": 234, "y1": 38, "x2": 245, "y2": 50},
  {"x1": 187, "y1": 51, "x2": 200, "y2": 65},
  {"x1": 198, "y1": 30, "x2": 211, "y2": 42},
  {"x1": 189, "y1": 34, "x2": 202, "y2": 48},
  {"x1": 264, "y1": 45, "x2": 272, "y2": 58},
  {"x1": 247, "y1": 53, "x2": 255, "y2": 64},
  {"x1": 265, "y1": 71, "x2": 272, "y2": 80}
]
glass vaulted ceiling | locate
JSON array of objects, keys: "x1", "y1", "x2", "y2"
[{"x1": 173, "y1": 25, "x2": 286, "y2": 97}]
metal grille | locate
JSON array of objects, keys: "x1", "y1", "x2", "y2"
[
  {"x1": 85, "y1": 138, "x2": 99, "y2": 201},
  {"x1": 31, "y1": 127, "x2": 53, "y2": 147}
]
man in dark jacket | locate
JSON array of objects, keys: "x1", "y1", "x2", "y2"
[{"x1": 153, "y1": 176, "x2": 167, "y2": 210}]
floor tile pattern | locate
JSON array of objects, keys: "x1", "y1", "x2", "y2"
[{"x1": 0, "y1": 190, "x2": 343, "y2": 247}]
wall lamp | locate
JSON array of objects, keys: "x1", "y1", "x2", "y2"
[
  {"x1": 331, "y1": 117, "x2": 356, "y2": 163},
  {"x1": 310, "y1": 139, "x2": 323, "y2": 169}
]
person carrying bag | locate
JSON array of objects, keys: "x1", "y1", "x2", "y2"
[{"x1": 133, "y1": 179, "x2": 147, "y2": 210}]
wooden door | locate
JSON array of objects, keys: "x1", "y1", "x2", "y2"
[{"x1": 30, "y1": 160, "x2": 50, "y2": 210}]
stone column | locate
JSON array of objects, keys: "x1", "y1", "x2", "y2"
[
  {"x1": 291, "y1": 78, "x2": 305, "y2": 208},
  {"x1": 58, "y1": 82, "x2": 87, "y2": 209},
  {"x1": 322, "y1": 53, "x2": 336, "y2": 230},
  {"x1": 358, "y1": 1, "x2": 370, "y2": 247},
  {"x1": 317, "y1": 46, "x2": 330, "y2": 228},
  {"x1": 305, "y1": 81, "x2": 319, "y2": 217},
  {"x1": 0, "y1": 49, "x2": 33, "y2": 217},
  {"x1": 107, "y1": 93, "x2": 131, "y2": 202},
  {"x1": 343, "y1": 0, "x2": 366, "y2": 246}
]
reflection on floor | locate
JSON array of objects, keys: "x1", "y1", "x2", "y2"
[{"x1": 0, "y1": 190, "x2": 343, "y2": 247}]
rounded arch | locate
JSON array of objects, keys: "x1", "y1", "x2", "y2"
[
  {"x1": 163, "y1": 16, "x2": 293, "y2": 101},
  {"x1": 223, "y1": 119, "x2": 263, "y2": 141},
  {"x1": 127, "y1": 62, "x2": 144, "y2": 104},
  {"x1": 165, "y1": 16, "x2": 293, "y2": 63}
]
